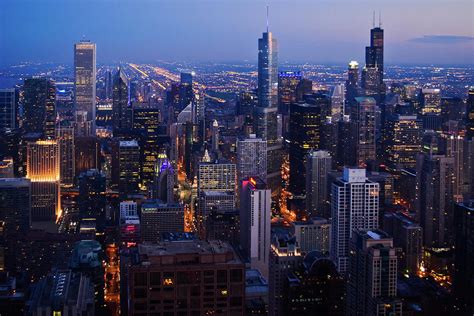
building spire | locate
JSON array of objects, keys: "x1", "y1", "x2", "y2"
[
  {"x1": 379, "y1": 10, "x2": 382, "y2": 28},
  {"x1": 372, "y1": 10, "x2": 375, "y2": 28},
  {"x1": 266, "y1": 5, "x2": 269, "y2": 32}
]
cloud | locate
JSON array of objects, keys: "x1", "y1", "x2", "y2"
[{"x1": 409, "y1": 35, "x2": 474, "y2": 44}]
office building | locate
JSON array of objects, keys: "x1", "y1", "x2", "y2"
[
  {"x1": 345, "y1": 61, "x2": 359, "y2": 109},
  {"x1": 330, "y1": 168, "x2": 380, "y2": 274},
  {"x1": 0, "y1": 157, "x2": 14, "y2": 178},
  {"x1": 112, "y1": 68, "x2": 131, "y2": 134},
  {"x1": 362, "y1": 23, "x2": 385, "y2": 104},
  {"x1": 118, "y1": 140, "x2": 140, "y2": 196},
  {"x1": 237, "y1": 135, "x2": 267, "y2": 186},
  {"x1": 278, "y1": 70, "x2": 302, "y2": 114},
  {"x1": 420, "y1": 88, "x2": 441, "y2": 115},
  {"x1": 305, "y1": 150, "x2": 332, "y2": 217},
  {"x1": 141, "y1": 200, "x2": 184, "y2": 242},
  {"x1": 56, "y1": 126, "x2": 75, "y2": 187},
  {"x1": 288, "y1": 102, "x2": 321, "y2": 196},
  {"x1": 415, "y1": 152, "x2": 455, "y2": 248},
  {"x1": 0, "y1": 89, "x2": 17, "y2": 131},
  {"x1": 245, "y1": 269, "x2": 269, "y2": 315},
  {"x1": 467, "y1": 87, "x2": 474, "y2": 140},
  {"x1": 453, "y1": 201, "x2": 474, "y2": 314},
  {"x1": 26, "y1": 140, "x2": 60, "y2": 223},
  {"x1": 77, "y1": 169, "x2": 106, "y2": 225},
  {"x1": 352, "y1": 97, "x2": 377, "y2": 166},
  {"x1": 385, "y1": 114, "x2": 423, "y2": 169},
  {"x1": 331, "y1": 84, "x2": 345, "y2": 120},
  {"x1": 0, "y1": 178, "x2": 31, "y2": 234},
  {"x1": 74, "y1": 40, "x2": 97, "y2": 134},
  {"x1": 291, "y1": 217, "x2": 330, "y2": 254},
  {"x1": 347, "y1": 229, "x2": 402, "y2": 316},
  {"x1": 123, "y1": 240, "x2": 245, "y2": 315},
  {"x1": 26, "y1": 270, "x2": 95, "y2": 316},
  {"x1": 23, "y1": 78, "x2": 56, "y2": 138},
  {"x1": 240, "y1": 177, "x2": 271, "y2": 278},
  {"x1": 198, "y1": 160, "x2": 236, "y2": 193},
  {"x1": 268, "y1": 235, "x2": 302, "y2": 316},
  {"x1": 152, "y1": 151, "x2": 175, "y2": 203},
  {"x1": 284, "y1": 252, "x2": 345, "y2": 315},
  {"x1": 383, "y1": 212, "x2": 423, "y2": 274}
]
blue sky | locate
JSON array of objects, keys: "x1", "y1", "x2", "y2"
[{"x1": 1, "y1": 0, "x2": 473, "y2": 66}]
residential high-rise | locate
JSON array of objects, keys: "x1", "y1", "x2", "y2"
[
  {"x1": 211, "y1": 119, "x2": 219, "y2": 153},
  {"x1": 26, "y1": 140, "x2": 60, "y2": 223},
  {"x1": 240, "y1": 177, "x2": 271, "y2": 278},
  {"x1": 0, "y1": 178, "x2": 31, "y2": 234},
  {"x1": 305, "y1": 150, "x2": 332, "y2": 217},
  {"x1": 330, "y1": 168, "x2": 380, "y2": 274},
  {"x1": 269, "y1": 235, "x2": 302, "y2": 316},
  {"x1": 291, "y1": 217, "x2": 331, "y2": 254},
  {"x1": 385, "y1": 114, "x2": 423, "y2": 169},
  {"x1": 74, "y1": 40, "x2": 97, "y2": 134},
  {"x1": 237, "y1": 135, "x2": 267, "y2": 186},
  {"x1": 56, "y1": 126, "x2": 75, "y2": 187},
  {"x1": 141, "y1": 200, "x2": 184, "y2": 242},
  {"x1": 352, "y1": 97, "x2": 377, "y2": 166},
  {"x1": 0, "y1": 89, "x2": 17, "y2": 131},
  {"x1": 23, "y1": 78, "x2": 56, "y2": 138},
  {"x1": 467, "y1": 87, "x2": 474, "y2": 140},
  {"x1": 347, "y1": 229, "x2": 402, "y2": 316},
  {"x1": 122, "y1": 241, "x2": 245, "y2": 315},
  {"x1": 345, "y1": 61, "x2": 359, "y2": 110},
  {"x1": 453, "y1": 201, "x2": 474, "y2": 314},
  {"x1": 112, "y1": 68, "x2": 131, "y2": 134},
  {"x1": 415, "y1": 152, "x2": 455, "y2": 248},
  {"x1": 288, "y1": 102, "x2": 321, "y2": 196},
  {"x1": 118, "y1": 140, "x2": 140, "y2": 196}
]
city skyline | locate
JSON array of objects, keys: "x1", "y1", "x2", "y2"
[{"x1": 1, "y1": 0, "x2": 473, "y2": 66}]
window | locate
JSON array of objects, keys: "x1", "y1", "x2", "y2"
[
  {"x1": 230, "y1": 269, "x2": 242, "y2": 282},
  {"x1": 134, "y1": 272, "x2": 147, "y2": 286}
]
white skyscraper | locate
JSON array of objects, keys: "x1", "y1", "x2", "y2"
[
  {"x1": 74, "y1": 40, "x2": 96, "y2": 134},
  {"x1": 240, "y1": 177, "x2": 271, "y2": 279},
  {"x1": 330, "y1": 168, "x2": 380, "y2": 274}
]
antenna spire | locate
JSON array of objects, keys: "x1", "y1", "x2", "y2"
[
  {"x1": 372, "y1": 10, "x2": 375, "y2": 28},
  {"x1": 379, "y1": 10, "x2": 382, "y2": 28},
  {"x1": 266, "y1": 5, "x2": 269, "y2": 32}
]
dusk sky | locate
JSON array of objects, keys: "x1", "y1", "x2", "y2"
[{"x1": 1, "y1": 0, "x2": 473, "y2": 66}]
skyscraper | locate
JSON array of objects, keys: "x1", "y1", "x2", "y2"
[
  {"x1": 26, "y1": 140, "x2": 60, "y2": 223},
  {"x1": 345, "y1": 61, "x2": 359, "y2": 110},
  {"x1": 420, "y1": 88, "x2": 441, "y2": 115},
  {"x1": 141, "y1": 200, "x2": 184, "y2": 242},
  {"x1": 74, "y1": 40, "x2": 96, "y2": 135},
  {"x1": 331, "y1": 84, "x2": 345, "y2": 121},
  {"x1": 118, "y1": 140, "x2": 140, "y2": 196},
  {"x1": 23, "y1": 78, "x2": 56, "y2": 138},
  {"x1": 305, "y1": 150, "x2": 332, "y2": 217},
  {"x1": 0, "y1": 178, "x2": 31, "y2": 234},
  {"x1": 288, "y1": 102, "x2": 321, "y2": 196},
  {"x1": 330, "y1": 168, "x2": 380, "y2": 274},
  {"x1": 237, "y1": 135, "x2": 267, "y2": 186},
  {"x1": 347, "y1": 229, "x2": 402, "y2": 316},
  {"x1": 0, "y1": 89, "x2": 17, "y2": 131},
  {"x1": 352, "y1": 97, "x2": 377, "y2": 166},
  {"x1": 56, "y1": 126, "x2": 75, "y2": 187},
  {"x1": 112, "y1": 68, "x2": 131, "y2": 134},
  {"x1": 467, "y1": 87, "x2": 474, "y2": 140},
  {"x1": 362, "y1": 22, "x2": 385, "y2": 104},
  {"x1": 240, "y1": 177, "x2": 271, "y2": 278},
  {"x1": 278, "y1": 70, "x2": 302, "y2": 114}
]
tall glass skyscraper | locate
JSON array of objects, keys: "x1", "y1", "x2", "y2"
[{"x1": 74, "y1": 40, "x2": 97, "y2": 134}]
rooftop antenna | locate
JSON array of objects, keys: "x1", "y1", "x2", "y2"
[
  {"x1": 379, "y1": 10, "x2": 382, "y2": 28},
  {"x1": 372, "y1": 10, "x2": 375, "y2": 28},
  {"x1": 266, "y1": 5, "x2": 269, "y2": 32}
]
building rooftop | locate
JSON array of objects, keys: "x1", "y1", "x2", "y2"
[{"x1": 119, "y1": 140, "x2": 139, "y2": 147}]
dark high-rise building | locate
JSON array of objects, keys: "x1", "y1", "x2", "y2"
[
  {"x1": 236, "y1": 91, "x2": 258, "y2": 118},
  {"x1": 122, "y1": 241, "x2": 245, "y2": 315},
  {"x1": 453, "y1": 201, "x2": 474, "y2": 314},
  {"x1": 336, "y1": 115, "x2": 356, "y2": 167},
  {"x1": 257, "y1": 28, "x2": 278, "y2": 112},
  {"x1": 0, "y1": 178, "x2": 31, "y2": 235},
  {"x1": 112, "y1": 68, "x2": 131, "y2": 134},
  {"x1": 352, "y1": 97, "x2": 377, "y2": 166},
  {"x1": 118, "y1": 140, "x2": 140, "y2": 196},
  {"x1": 141, "y1": 200, "x2": 184, "y2": 242},
  {"x1": 305, "y1": 150, "x2": 332, "y2": 218},
  {"x1": 365, "y1": 26, "x2": 384, "y2": 72},
  {"x1": 284, "y1": 253, "x2": 345, "y2": 315},
  {"x1": 415, "y1": 152, "x2": 455, "y2": 248},
  {"x1": 278, "y1": 71, "x2": 302, "y2": 114},
  {"x1": 74, "y1": 40, "x2": 97, "y2": 134},
  {"x1": 345, "y1": 61, "x2": 359, "y2": 110},
  {"x1": 467, "y1": 87, "x2": 474, "y2": 140},
  {"x1": 347, "y1": 229, "x2": 402, "y2": 316},
  {"x1": 56, "y1": 126, "x2": 75, "y2": 187},
  {"x1": 23, "y1": 78, "x2": 56, "y2": 138},
  {"x1": 78, "y1": 169, "x2": 106, "y2": 224},
  {"x1": 288, "y1": 102, "x2": 321, "y2": 196},
  {"x1": 0, "y1": 89, "x2": 17, "y2": 132}
]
